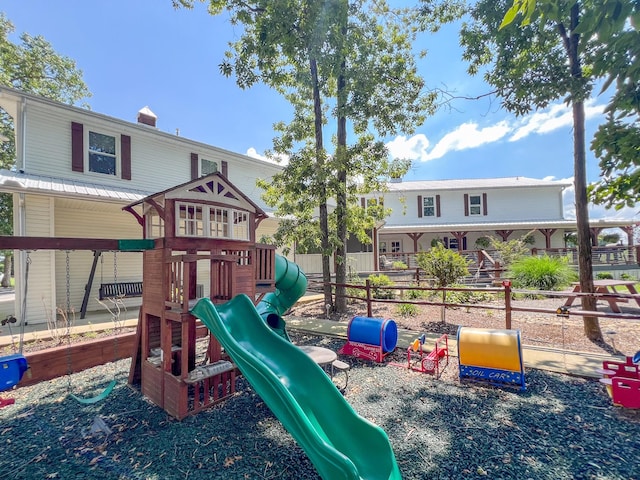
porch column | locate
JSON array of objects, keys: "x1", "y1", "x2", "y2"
[
  {"x1": 590, "y1": 227, "x2": 604, "y2": 246},
  {"x1": 450, "y1": 231, "x2": 468, "y2": 251},
  {"x1": 407, "y1": 233, "x2": 423, "y2": 253},
  {"x1": 539, "y1": 228, "x2": 557, "y2": 249},
  {"x1": 495, "y1": 230, "x2": 513, "y2": 241},
  {"x1": 620, "y1": 225, "x2": 635, "y2": 246}
]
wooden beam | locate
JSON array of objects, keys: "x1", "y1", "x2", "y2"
[
  {"x1": 495, "y1": 230, "x2": 514, "y2": 241},
  {"x1": 0, "y1": 236, "x2": 155, "y2": 251},
  {"x1": 539, "y1": 228, "x2": 557, "y2": 249},
  {"x1": 407, "y1": 233, "x2": 423, "y2": 252}
]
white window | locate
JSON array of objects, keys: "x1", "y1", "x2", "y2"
[
  {"x1": 209, "y1": 207, "x2": 229, "y2": 238},
  {"x1": 391, "y1": 241, "x2": 401, "y2": 253},
  {"x1": 422, "y1": 196, "x2": 435, "y2": 217},
  {"x1": 88, "y1": 131, "x2": 117, "y2": 175},
  {"x1": 201, "y1": 158, "x2": 218, "y2": 176},
  {"x1": 146, "y1": 210, "x2": 164, "y2": 238},
  {"x1": 175, "y1": 202, "x2": 249, "y2": 241},
  {"x1": 469, "y1": 194, "x2": 482, "y2": 216},
  {"x1": 233, "y1": 211, "x2": 249, "y2": 240},
  {"x1": 177, "y1": 203, "x2": 204, "y2": 236},
  {"x1": 379, "y1": 241, "x2": 387, "y2": 254}
]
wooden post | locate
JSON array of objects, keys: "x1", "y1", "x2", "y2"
[
  {"x1": 366, "y1": 279, "x2": 372, "y2": 317},
  {"x1": 503, "y1": 280, "x2": 512, "y2": 330}
]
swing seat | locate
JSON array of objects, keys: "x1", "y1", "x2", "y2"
[
  {"x1": 0, "y1": 354, "x2": 29, "y2": 392},
  {"x1": 70, "y1": 379, "x2": 117, "y2": 405}
]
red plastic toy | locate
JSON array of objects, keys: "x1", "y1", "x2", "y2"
[
  {"x1": 405, "y1": 333, "x2": 449, "y2": 378},
  {"x1": 597, "y1": 355, "x2": 640, "y2": 409}
]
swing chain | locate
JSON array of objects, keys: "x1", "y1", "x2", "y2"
[
  {"x1": 18, "y1": 252, "x2": 31, "y2": 355},
  {"x1": 65, "y1": 251, "x2": 73, "y2": 392},
  {"x1": 112, "y1": 251, "x2": 119, "y2": 367}
]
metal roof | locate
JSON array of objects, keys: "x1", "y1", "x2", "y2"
[
  {"x1": 0, "y1": 169, "x2": 150, "y2": 203},
  {"x1": 386, "y1": 177, "x2": 572, "y2": 192}
]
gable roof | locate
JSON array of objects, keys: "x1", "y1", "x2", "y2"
[{"x1": 125, "y1": 172, "x2": 267, "y2": 219}]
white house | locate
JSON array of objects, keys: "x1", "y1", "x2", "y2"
[
  {"x1": 295, "y1": 177, "x2": 636, "y2": 274},
  {"x1": 0, "y1": 86, "x2": 284, "y2": 325}
]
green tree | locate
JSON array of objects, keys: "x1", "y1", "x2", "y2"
[
  {"x1": 416, "y1": 243, "x2": 470, "y2": 322},
  {"x1": 489, "y1": 235, "x2": 530, "y2": 268},
  {"x1": 462, "y1": 0, "x2": 603, "y2": 341},
  {"x1": 502, "y1": 1, "x2": 640, "y2": 210},
  {"x1": 0, "y1": 14, "x2": 90, "y2": 286},
  {"x1": 180, "y1": 0, "x2": 460, "y2": 312}
]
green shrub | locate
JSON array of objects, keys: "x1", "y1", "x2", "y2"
[
  {"x1": 391, "y1": 261, "x2": 408, "y2": 270},
  {"x1": 508, "y1": 255, "x2": 575, "y2": 290},
  {"x1": 396, "y1": 303, "x2": 419, "y2": 317},
  {"x1": 405, "y1": 284, "x2": 429, "y2": 300},
  {"x1": 596, "y1": 272, "x2": 614, "y2": 280},
  {"x1": 346, "y1": 269, "x2": 366, "y2": 301},
  {"x1": 444, "y1": 284, "x2": 497, "y2": 304},
  {"x1": 416, "y1": 244, "x2": 471, "y2": 288},
  {"x1": 620, "y1": 273, "x2": 634, "y2": 280},
  {"x1": 367, "y1": 273, "x2": 395, "y2": 299}
]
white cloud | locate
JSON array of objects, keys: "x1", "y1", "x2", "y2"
[
  {"x1": 386, "y1": 134, "x2": 430, "y2": 161},
  {"x1": 386, "y1": 100, "x2": 607, "y2": 162},
  {"x1": 246, "y1": 147, "x2": 289, "y2": 166},
  {"x1": 510, "y1": 100, "x2": 605, "y2": 142},
  {"x1": 425, "y1": 121, "x2": 511, "y2": 160},
  {"x1": 386, "y1": 122, "x2": 510, "y2": 162}
]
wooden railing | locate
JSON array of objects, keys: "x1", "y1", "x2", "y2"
[
  {"x1": 383, "y1": 245, "x2": 639, "y2": 274},
  {"x1": 164, "y1": 245, "x2": 276, "y2": 311},
  {"x1": 330, "y1": 280, "x2": 640, "y2": 330}
]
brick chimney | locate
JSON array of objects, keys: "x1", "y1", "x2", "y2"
[{"x1": 137, "y1": 106, "x2": 157, "y2": 127}]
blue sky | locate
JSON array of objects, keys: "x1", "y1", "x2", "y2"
[{"x1": 2, "y1": 0, "x2": 636, "y2": 221}]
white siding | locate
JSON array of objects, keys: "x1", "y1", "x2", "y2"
[
  {"x1": 22, "y1": 100, "x2": 282, "y2": 212},
  {"x1": 54, "y1": 199, "x2": 143, "y2": 314},
  {"x1": 380, "y1": 186, "x2": 565, "y2": 227},
  {"x1": 17, "y1": 195, "x2": 56, "y2": 324}
]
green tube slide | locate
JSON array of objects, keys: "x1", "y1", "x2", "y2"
[
  {"x1": 256, "y1": 254, "x2": 308, "y2": 341},
  {"x1": 191, "y1": 294, "x2": 402, "y2": 480}
]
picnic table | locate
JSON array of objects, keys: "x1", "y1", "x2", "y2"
[{"x1": 563, "y1": 280, "x2": 640, "y2": 313}]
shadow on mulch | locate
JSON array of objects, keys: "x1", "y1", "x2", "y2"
[{"x1": 1, "y1": 333, "x2": 639, "y2": 479}]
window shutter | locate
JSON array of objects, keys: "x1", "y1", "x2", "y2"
[
  {"x1": 436, "y1": 194, "x2": 441, "y2": 217},
  {"x1": 121, "y1": 135, "x2": 131, "y2": 180},
  {"x1": 417, "y1": 195, "x2": 423, "y2": 218},
  {"x1": 191, "y1": 153, "x2": 199, "y2": 179},
  {"x1": 361, "y1": 197, "x2": 366, "y2": 208},
  {"x1": 71, "y1": 122, "x2": 84, "y2": 172},
  {"x1": 464, "y1": 194, "x2": 469, "y2": 216},
  {"x1": 483, "y1": 192, "x2": 488, "y2": 216},
  {"x1": 221, "y1": 160, "x2": 228, "y2": 177}
]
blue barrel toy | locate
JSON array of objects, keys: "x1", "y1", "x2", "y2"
[{"x1": 347, "y1": 316, "x2": 398, "y2": 352}]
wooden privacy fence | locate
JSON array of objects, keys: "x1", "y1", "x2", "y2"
[{"x1": 329, "y1": 280, "x2": 640, "y2": 328}]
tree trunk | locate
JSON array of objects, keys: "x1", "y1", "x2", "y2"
[
  {"x1": 334, "y1": 27, "x2": 348, "y2": 313},
  {"x1": 310, "y1": 57, "x2": 333, "y2": 309},
  {"x1": 566, "y1": 4, "x2": 601, "y2": 341}
]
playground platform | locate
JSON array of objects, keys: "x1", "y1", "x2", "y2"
[{"x1": 0, "y1": 292, "x2": 622, "y2": 380}]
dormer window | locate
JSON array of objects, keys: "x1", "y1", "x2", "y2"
[{"x1": 89, "y1": 131, "x2": 117, "y2": 175}]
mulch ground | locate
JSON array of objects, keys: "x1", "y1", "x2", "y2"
[{"x1": 1, "y1": 331, "x2": 639, "y2": 479}]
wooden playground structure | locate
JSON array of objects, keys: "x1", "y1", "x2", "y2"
[{"x1": 1, "y1": 173, "x2": 278, "y2": 419}]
